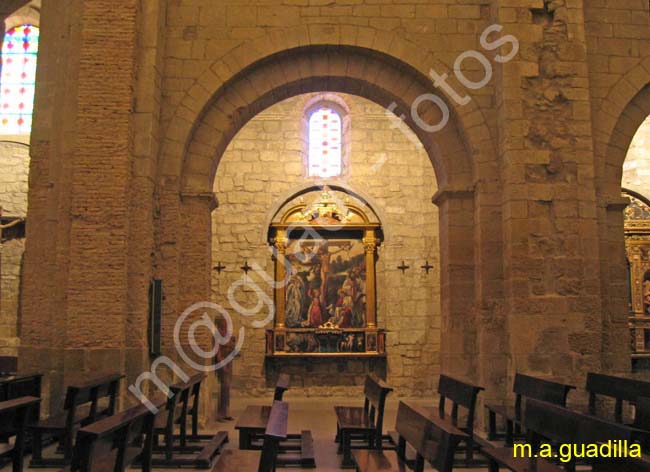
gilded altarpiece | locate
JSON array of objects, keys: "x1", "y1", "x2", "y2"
[
  {"x1": 624, "y1": 190, "x2": 650, "y2": 359},
  {"x1": 266, "y1": 191, "x2": 385, "y2": 357}
]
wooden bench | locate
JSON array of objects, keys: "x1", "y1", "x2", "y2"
[
  {"x1": 587, "y1": 372, "x2": 650, "y2": 423},
  {"x1": 418, "y1": 374, "x2": 483, "y2": 465},
  {"x1": 0, "y1": 396, "x2": 40, "y2": 472},
  {"x1": 352, "y1": 401, "x2": 468, "y2": 472},
  {"x1": 235, "y1": 373, "x2": 315, "y2": 467},
  {"x1": 517, "y1": 398, "x2": 648, "y2": 471},
  {"x1": 0, "y1": 373, "x2": 43, "y2": 439},
  {"x1": 486, "y1": 373, "x2": 575, "y2": 446},
  {"x1": 212, "y1": 400, "x2": 288, "y2": 472},
  {"x1": 334, "y1": 374, "x2": 393, "y2": 468},
  {"x1": 29, "y1": 373, "x2": 122, "y2": 467},
  {"x1": 151, "y1": 373, "x2": 228, "y2": 468},
  {"x1": 235, "y1": 373, "x2": 290, "y2": 449},
  {"x1": 0, "y1": 356, "x2": 17, "y2": 376},
  {"x1": 71, "y1": 396, "x2": 165, "y2": 472}
]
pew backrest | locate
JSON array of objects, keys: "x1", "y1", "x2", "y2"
[
  {"x1": 274, "y1": 373, "x2": 290, "y2": 401},
  {"x1": 0, "y1": 356, "x2": 17, "y2": 376},
  {"x1": 73, "y1": 396, "x2": 165, "y2": 472},
  {"x1": 0, "y1": 396, "x2": 40, "y2": 471},
  {"x1": 395, "y1": 401, "x2": 464, "y2": 472},
  {"x1": 362, "y1": 374, "x2": 393, "y2": 438},
  {"x1": 437, "y1": 374, "x2": 484, "y2": 430},
  {"x1": 525, "y1": 398, "x2": 650, "y2": 448},
  {"x1": 587, "y1": 372, "x2": 650, "y2": 423},
  {"x1": 258, "y1": 400, "x2": 288, "y2": 472},
  {"x1": 513, "y1": 373, "x2": 575, "y2": 419},
  {"x1": 64, "y1": 373, "x2": 122, "y2": 423}
]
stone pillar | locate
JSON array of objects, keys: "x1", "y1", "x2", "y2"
[
  {"x1": 492, "y1": 0, "x2": 608, "y2": 389},
  {"x1": 20, "y1": 0, "x2": 141, "y2": 413},
  {"x1": 433, "y1": 188, "x2": 476, "y2": 379}
]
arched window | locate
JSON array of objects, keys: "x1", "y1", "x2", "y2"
[
  {"x1": 0, "y1": 24, "x2": 39, "y2": 135},
  {"x1": 308, "y1": 106, "x2": 343, "y2": 178}
]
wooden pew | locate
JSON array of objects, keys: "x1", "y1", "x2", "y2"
[
  {"x1": 0, "y1": 373, "x2": 43, "y2": 437},
  {"x1": 212, "y1": 400, "x2": 288, "y2": 472},
  {"x1": 29, "y1": 373, "x2": 122, "y2": 467},
  {"x1": 419, "y1": 374, "x2": 483, "y2": 465},
  {"x1": 352, "y1": 401, "x2": 468, "y2": 472},
  {"x1": 235, "y1": 373, "x2": 314, "y2": 467},
  {"x1": 486, "y1": 373, "x2": 575, "y2": 446},
  {"x1": 483, "y1": 398, "x2": 650, "y2": 472},
  {"x1": 587, "y1": 372, "x2": 650, "y2": 423},
  {"x1": 334, "y1": 374, "x2": 393, "y2": 468},
  {"x1": 524, "y1": 400, "x2": 650, "y2": 472},
  {"x1": 0, "y1": 396, "x2": 40, "y2": 472},
  {"x1": 235, "y1": 373, "x2": 291, "y2": 449},
  {"x1": 151, "y1": 373, "x2": 228, "y2": 468},
  {"x1": 0, "y1": 356, "x2": 17, "y2": 376},
  {"x1": 71, "y1": 396, "x2": 165, "y2": 472}
]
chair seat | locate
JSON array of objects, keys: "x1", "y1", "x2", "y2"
[
  {"x1": 352, "y1": 449, "x2": 409, "y2": 472},
  {"x1": 482, "y1": 447, "x2": 563, "y2": 472},
  {"x1": 335, "y1": 406, "x2": 374, "y2": 431},
  {"x1": 210, "y1": 449, "x2": 260, "y2": 471},
  {"x1": 486, "y1": 404, "x2": 521, "y2": 423}
]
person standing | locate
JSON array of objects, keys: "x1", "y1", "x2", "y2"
[{"x1": 215, "y1": 318, "x2": 236, "y2": 422}]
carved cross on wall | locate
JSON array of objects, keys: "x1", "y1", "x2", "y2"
[
  {"x1": 213, "y1": 262, "x2": 226, "y2": 274},
  {"x1": 241, "y1": 260, "x2": 252, "y2": 275},
  {"x1": 421, "y1": 261, "x2": 434, "y2": 274},
  {"x1": 397, "y1": 261, "x2": 410, "y2": 274}
]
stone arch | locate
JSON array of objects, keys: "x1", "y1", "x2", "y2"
[
  {"x1": 178, "y1": 45, "x2": 476, "y2": 194},
  {"x1": 162, "y1": 41, "x2": 490, "y2": 387},
  {"x1": 593, "y1": 60, "x2": 650, "y2": 200},
  {"x1": 158, "y1": 25, "x2": 497, "y2": 193}
]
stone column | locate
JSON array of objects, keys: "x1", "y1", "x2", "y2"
[
  {"x1": 433, "y1": 188, "x2": 476, "y2": 379},
  {"x1": 363, "y1": 229, "x2": 377, "y2": 329},
  {"x1": 274, "y1": 230, "x2": 287, "y2": 329}
]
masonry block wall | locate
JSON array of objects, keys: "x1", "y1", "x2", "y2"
[
  {"x1": 13, "y1": 0, "x2": 650, "y2": 418},
  {"x1": 212, "y1": 94, "x2": 440, "y2": 396}
]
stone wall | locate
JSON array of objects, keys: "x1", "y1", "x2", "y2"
[
  {"x1": 0, "y1": 139, "x2": 29, "y2": 355},
  {"x1": 212, "y1": 93, "x2": 440, "y2": 397},
  {"x1": 624, "y1": 116, "x2": 650, "y2": 198}
]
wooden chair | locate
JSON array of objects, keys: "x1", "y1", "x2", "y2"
[
  {"x1": 212, "y1": 400, "x2": 288, "y2": 472},
  {"x1": 0, "y1": 396, "x2": 40, "y2": 472},
  {"x1": 486, "y1": 373, "x2": 575, "y2": 446},
  {"x1": 71, "y1": 396, "x2": 165, "y2": 472},
  {"x1": 29, "y1": 373, "x2": 122, "y2": 467},
  {"x1": 420, "y1": 374, "x2": 483, "y2": 465},
  {"x1": 587, "y1": 372, "x2": 650, "y2": 423},
  {"x1": 334, "y1": 374, "x2": 393, "y2": 468},
  {"x1": 352, "y1": 401, "x2": 468, "y2": 472}
]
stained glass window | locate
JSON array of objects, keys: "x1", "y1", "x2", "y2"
[
  {"x1": 0, "y1": 25, "x2": 39, "y2": 135},
  {"x1": 308, "y1": 107, "x2": 342, "y2": 178}
]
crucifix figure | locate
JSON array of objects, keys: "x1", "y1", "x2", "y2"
[
  {"x1": 421, "y1": 260, "x2": 434, "y2": 274},
  {"x1": 397, "y1": 261, "x2": 410, "y2": 274},
  {"x1": 240, "y1": 260, "x2": 252, "y2": 275}
]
